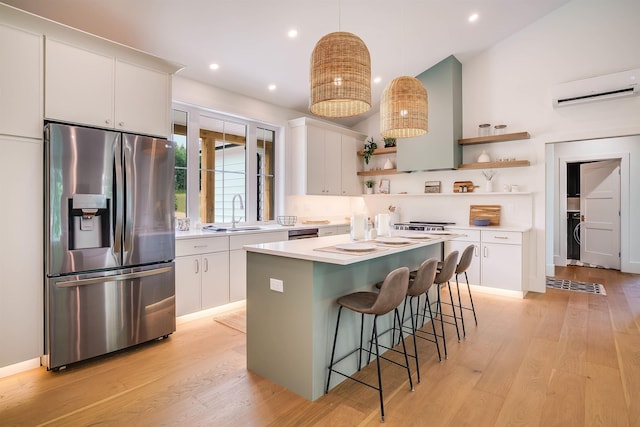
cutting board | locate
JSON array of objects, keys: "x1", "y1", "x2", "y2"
[
  {"x1": 302, "y1": 219, "x2": 330, "y2": 225},
  {"x1": 469, "y1": 205, "x2": 501, "y2": 226},
  {"x1": 453, "y1": 181, "x2": 476, "y2": 193}
]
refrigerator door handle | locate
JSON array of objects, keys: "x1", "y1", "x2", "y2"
[
  {"x1": 55, "y1": 267, "x2": 173, "y2": 288},
  {"x1": 114, "y1": 137, "x2": 123, "y2": 256},
  {"x1": 123, "y1": 142, "x2": 133, "y2": 254}
]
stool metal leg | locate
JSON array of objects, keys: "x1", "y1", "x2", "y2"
[
  {"x1": 407, "y1": 296, "x2": 420, "y2": 383},
  {"x1": 394, "y1": 307, "x2": 414, "y2": 392},
  {"x1": 371, "y1": 315, "x2": 385, "y2": 422},
  {"x1": 424, "y1": 293, "x2": 442, "y2": 362},
  {"x1": 446, "y1": 281, "x2": 461, "y2": 342},
  {"x1": 455, "y1": 274, "x2": 466, "y2": 337},
  {"x1": 326, "y1": 306, "x2": 343, "y2": 394},
  {"x1": 437, "y1": 288, "x2": 448, "y2": 359},
  {"x1": 465, "y1": 271, "x2": 478, "y2": 325}
]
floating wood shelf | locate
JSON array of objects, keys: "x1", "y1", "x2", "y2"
[
  {"x1": 457, "y1": 160, "x2": 530, "y2": 169},
  {"x1": 458, "y1": 131, "x2": 530, "y2": 145},
  {"x1": 357, "y1": 146, "x2": 397, "y2": 156},
  {"x1": 357, "y1": 169, "x2": 402, "y2": 176}
]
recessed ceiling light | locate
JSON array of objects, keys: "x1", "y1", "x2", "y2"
[
  {"x1": 468, "y1": 13, "x2": 479, "y2": 23},
  {"x1": 288, "y1": 29, "x2": 298, "y2": 38},
  {"x1": 268, "y1": 84, "x2": 277, "y2": 91},
  {"x1": 209, "y1": 63, "x2": 220, "y2": 70},
  {"x1": 373, "y1": 76, "x2": 382, "y2": 84}
]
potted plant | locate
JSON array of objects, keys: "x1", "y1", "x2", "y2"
[
  {"x1": 383, "y1": 137, "x2": 396, "y2": 148},
  {"x1": 364, "y1": 180, "x2": 376, "y2": 194},
  {"x1": 363, "y1": 138, "x2": 377, "y2": 165}
]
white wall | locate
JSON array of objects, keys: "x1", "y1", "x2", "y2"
[{"x1": 355, "y1": 0, "x2": 640, "y2": 291}]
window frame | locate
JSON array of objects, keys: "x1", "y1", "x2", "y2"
[{"x1": 173, "y1": 103, "x2": 279, "y2": 225}]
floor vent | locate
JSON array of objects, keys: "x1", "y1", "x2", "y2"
[{"x1": 546, "y1": 277, "x2": 606, "y2": 295}]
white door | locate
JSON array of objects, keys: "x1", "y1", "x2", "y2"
[{"x1": 580, "y1": 160, "x2": 620, "y2": 269}]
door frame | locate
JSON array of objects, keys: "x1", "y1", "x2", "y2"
[{"x1": 551, "y1": 149, "x2": 629, "y2": 273}]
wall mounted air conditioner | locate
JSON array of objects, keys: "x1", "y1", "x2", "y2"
[{"x1": 552, "y1": 68, "x2": 639, "y2": 107}]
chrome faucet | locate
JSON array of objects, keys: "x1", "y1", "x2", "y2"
[{"x1": 231, "y1": 194, "x2": 244, "y2": 229}]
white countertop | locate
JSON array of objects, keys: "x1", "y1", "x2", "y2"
[
  {"x1": 175, "y1": 221, "x2": 348, "y2": 240},
  {"x1": 244, "y1": 232, "x2": 458, "y2": 266}
]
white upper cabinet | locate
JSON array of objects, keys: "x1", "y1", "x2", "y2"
[
  {"x1": 0, "y1": 24, "x2": 43, "y2": 139},
  {"x1": 289, "y1": 117, "x2": 365, "y2": 196},
  {"x1": 115, "y1": 59, "x2": 170, "y2": 137},
  {"x1": 45, "y1": 39, "x2": 114, "y2": 129},
  {"x1": 45, "y1": 39, "x2": 171, "y2": 137},
  {"x1": 340, "y1": 134, "x2": 361, "y2": 195}
]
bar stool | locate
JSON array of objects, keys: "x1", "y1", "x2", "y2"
[
  {"x1": 401, "y1": 258, "x2": 441, "y2": 380},
  {"x1": 326, "y1": 266, "x2": 413, "y2": 422},
  {"x1": 373, "y1": 257, "x2": 441, "y2": 383},
  {"x1": 431, "y1": 250, "x2": 459, "y2": 359},
  {"x1": 451, "y1": 244, "x2": 478, "y2": 337}
]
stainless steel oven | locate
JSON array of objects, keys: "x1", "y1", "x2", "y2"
[{"x1": 288, "y1": 228, "x2": 319, "y2": 240}]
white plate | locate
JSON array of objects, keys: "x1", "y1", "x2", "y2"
[
  {"x1": 375, "y1": 237, "x2": 413, "y2": 244},
  {"x1": 398, "y1": 233, "x2": 432, "y2": 240},
  {"x1": 335, "y1": 243, "x2": 377, "y2": 252}
]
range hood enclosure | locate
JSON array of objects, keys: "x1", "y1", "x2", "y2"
[{"x1": 396, "y1": 55, "x2": 462, "y2": 171}]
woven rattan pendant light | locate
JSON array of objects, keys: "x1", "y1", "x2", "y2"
[
  {"x1": 380, "y1": 76, "x2": 428, "y2": 138},
  {"x1": 309, "y1": 31, "x2": 371, "y2": 117}
]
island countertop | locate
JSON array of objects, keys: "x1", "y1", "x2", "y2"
[{"x1": 243, "y1": 232, "x2": 459, "y2": 265}]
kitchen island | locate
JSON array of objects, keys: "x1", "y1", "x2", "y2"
[{"x1": 244, "y1": 232, "x2": 457, "y2": 401}]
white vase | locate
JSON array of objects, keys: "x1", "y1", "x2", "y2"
[
  {"x1": 365, "y1": 187, "x2": 373, "y2": 194},
  {"x1": 383, "y1": 158, "x2": 394, "y2": 170},
  {"x1": 478, "y1": 150, "x2": 491, "y2": 163},
  {"x1": 485, "y1": 180, "x2": 493, "y2": 192}
]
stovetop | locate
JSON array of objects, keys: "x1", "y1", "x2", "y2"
[{"x1": 393, "y1": 221, "x2": 455, "y2": 231}]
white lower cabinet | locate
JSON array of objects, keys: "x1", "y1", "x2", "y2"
[
  {"x1": 446, "y1": 229, "x2": 528, "y2": 294},
  {"x1": 175, "y1": 236, "x2": 229, "y2": 316},
  {"x1": 318, "y1": 225, "x2": 351, "y2": 237}
]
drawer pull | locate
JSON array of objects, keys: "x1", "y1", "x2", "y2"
[
  {"x1": 494, "y1": 236, "x2": 509, "y2": 240},
  {"x1": 193, "y1": 244, "x2": 209, "y2": 248}
]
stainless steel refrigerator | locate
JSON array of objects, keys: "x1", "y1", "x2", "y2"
[{"x1": 44, "y1": 122, "x2": 176, "y2": 370}]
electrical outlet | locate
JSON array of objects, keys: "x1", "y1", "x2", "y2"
[{"x1": 270, "y1": 278, "x2": 284, "y2": 292}]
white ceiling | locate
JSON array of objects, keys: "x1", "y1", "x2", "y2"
[{"x1": 4, "y1": 0, "x2": 570, "y2": 127}]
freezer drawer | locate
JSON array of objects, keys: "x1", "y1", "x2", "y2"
[{"x1": 45, "y1": 262, "x2": 175, "y2": 370}]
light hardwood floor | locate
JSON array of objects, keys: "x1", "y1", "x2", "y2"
[{"x1": 1, "y1": 266, "x2": 639, "y2": 426}]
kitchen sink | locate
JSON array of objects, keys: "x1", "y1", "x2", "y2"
[{"x1": 228, "y1": 226, "x2": 263, "y2": 232}]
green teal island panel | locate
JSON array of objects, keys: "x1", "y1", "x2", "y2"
[{"x1": 246, "y1": 243, "x2": 441, "y2": 401}]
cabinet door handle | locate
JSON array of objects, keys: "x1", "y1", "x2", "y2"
[
  {"x1": 483, "y1": 246, "x2": 488, "y2": 257},
  {"x1": 474, "y1": 245, "x2": 479, "y2": 257},
  {"x1": 204, "y1": 257, "x2": 209, "y2": 272},
  {"x1": 118, "y1": 122, "x2": 125, "y2": 127},
  {"x1": 195, "y1": 259, "x2": 199, "y2": 274},
  {"x1": 105, "y1": 119, "x2": 111, "y2": 125}
]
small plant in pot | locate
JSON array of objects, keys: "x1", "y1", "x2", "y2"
[
  {"x1": 383, "y1": 137, "x2": 396, "y2": 148},
  {"x1": 363, "y1": 138, "x2": 377, "y2": 164},
  {"x1": 365, "y1": 180, "x2": 376, "y2": 194}
]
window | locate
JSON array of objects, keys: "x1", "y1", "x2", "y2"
[
  {"x1": 172, "y1": 110, "x2": 188, "y2": 219},
  {"x1": 256, "y1": 127, "x2": 275, "y2": 221},
  {"x1": 172, "y1": 105, "x2": 277, "y2": 225}
]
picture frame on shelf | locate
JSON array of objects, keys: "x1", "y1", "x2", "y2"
[
  {"x1": 379, "y1": 179, "x2": 390, "y2": 194},
  {"x1": 424, "y1": 181, "x2": 441, "y2": 193}
]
